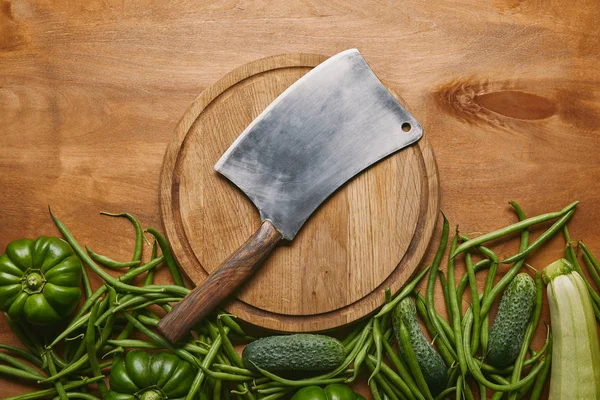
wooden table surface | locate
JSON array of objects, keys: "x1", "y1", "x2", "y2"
[{"x1": 1, "y1": 0, "x2": 599, "y2": 397}]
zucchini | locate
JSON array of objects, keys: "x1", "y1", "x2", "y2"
[
  {"x1": 242, "y1": 334, "x2": 345, "y2": 373},
  {"x1": 487, "y1": 273, "x2": 536, "y2": 367},
  {"x1": 543, "y1": 259, "x2": 600, "y2": 399},
  {"x1": 392, "y1": 296, "x2": 447, "y2": 396}
]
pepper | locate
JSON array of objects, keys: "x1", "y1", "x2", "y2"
[
  {"x1": 291, "y1": 384, "x2": 366, "y2": 400},
  {"x1": 0, "y1": 237, "x2": 82, "y2": 325},
  {"x1": 105, "y1": 349, "x2": 195, "y2": 400}
]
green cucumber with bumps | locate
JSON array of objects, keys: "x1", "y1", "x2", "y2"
[
  {"x1": 393, "y1": 297, "x2": 447, "y2": 396},
  {"x1": 487, "y1": 272, "x2": 536, "y2": 367},
  {"x1": 242, "y1": 334, "x2": 345, "y2": 373}
]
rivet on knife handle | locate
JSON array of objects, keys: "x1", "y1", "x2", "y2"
[{"x1": 156, "y1": 220, "x2": 282, "y2": 343}]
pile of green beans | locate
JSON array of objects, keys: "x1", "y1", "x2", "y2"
[
  {"x1": 2, "y1": 200, "x2": 596, "y2": 400},
  {"x1": 367, "y1": 201, "x2": 583, "y2": 400}
]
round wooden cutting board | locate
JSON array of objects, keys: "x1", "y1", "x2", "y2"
[{"x1": 159, "y1": 53, "x2": 439, "y2": 332}]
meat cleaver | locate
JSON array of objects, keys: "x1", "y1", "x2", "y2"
[{"x1": 157, "y1": 49, "x2": 423, "y2": 343}]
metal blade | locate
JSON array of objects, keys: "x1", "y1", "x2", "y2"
[{"x1": 215, "y1": 49, "x2": 423, "y2": 240}]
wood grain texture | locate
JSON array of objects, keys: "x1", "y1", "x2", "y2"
[
  {"x1": 157, "y1": 220, "x2": 283, "y2": 343},
  {"x1": 1, "y1": 0, "x2": 599, "y2": 397},
  {"x1": 159, "y1": 52, "x2": 439, "y2": 332}
]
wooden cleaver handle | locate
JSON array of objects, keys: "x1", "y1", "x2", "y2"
[{"x1": 157, "y1": 220, "x2": 283, "y2": 344}]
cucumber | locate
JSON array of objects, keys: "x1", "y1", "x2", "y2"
[
  {"x1": 392, "y1": 297, "x2": 447, "y2": 396},
  {"x1": 487, "y1": 273, "x2": 536, "y2": 367},
  {"x1": 242, "y1": 334, "x2": 345, "y2": 373}
]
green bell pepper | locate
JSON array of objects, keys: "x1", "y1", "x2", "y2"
[
  {"x1": 106, "y1": 350, "x2": 195, "y2": 400},
  {"x1": 292, "y1": 384, "x2": 366, "y2": 400},
  {"x1": 0, "y1": 236, "x2": 82, "y2": 325}
]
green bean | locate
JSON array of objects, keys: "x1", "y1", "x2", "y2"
[
  {"x1": 342, "y1": 322, "x2": 364, "y2": 349},
  {"x1": 446, "y1": 232, "x2": 467, "y2": 378},
  {"x1": 582, "y1": 250, "x2": 600, "y2": 292},
  {"x1": 201, "y1": 366, "x2": 253, "y2": 381},
  {"x1": 490, "y1": 392, "x2": 504, "y2": 400},
  {"x1": 480, "y1": 205, "x2": 529, "y2": 321},
  {"x1": 218, "y1": 312, "x2": 246, "y2": 336},
  {"x1": 370, "y1": 377, "x2": 383, "y2": 400},
  {"x1": 503, "y1": 209, "x2": 575, "y2": 264},
  {"x1": 461, "y1": 235, "x2": 498, "y2": 355},
  {"x1": 478, "y1": 267, "x2": 512, "y2": 319},
  {"x1": 529, "y1": 341, "x2": 552, "y2": 400},
  {"x1": 258, "y1": 391, "x2": 293, "y2": 400},
  {"x1": 73, "y1": 255, "x2": 164, "y2": 323},
  {"x1": 85, "y1": 303, "x2": 108, "y2": 397},
  {"x1": 130, "y1": 297, "x2": 182, "y2": 311},
  {"x1": 4, "y1": 313, "x2": 39, "y2": 357},
  {"x1": 563, "y1": 227, "x2": 581, "y2": 269},
  {"x1": 369, "y1": 317, "x2": 384, "y2": 383},
  {"x1": 100, "y1": 288, "x2": 118, "y2": 344},
  {"x1": 565, "y1": 242, "x2": 600, "y2": 308},
  {"x1": 0, "y1": 364, "x2": 48, "y2": 383},
  {"x1": 50, "y1": 209, "x2": 164, "y2": 295},
  {"x1": 121, "y1": 313, "x2": 198, "y2": 366},
  {"x1": 99, "y1": 211, "x2": 143, "y2": 262},
  {"x1": 39, "y1": 354, "x2": 89, "y2": 383},
  {"x1": 4, "y1": 376, "x2": 104, "y2": 400},
  {"x1": 364, "y1": 359, "x2": 401, "y2": 400},
  {"x1": 463, "y1": 308, "x2": 545, "y2": 391},
  {"x1": 456, "y1": 259, "x2": 491, "y2": 300},
  {"x1": 216, "y1": 318, "x2": 243, "y2": 368},
  {"x1": 45, "y1": 351, "x2": 67, "y2": 400},
  {"x1": 53, "y1": 393, "x2": 100, "y2": 400},
  {"x1": 136, "y1": 314, "x2": 158, "y2": 327},
  {"x1": 414, "y1": 294, "x2": 455, "y2": 368},
  {"x1": 0, "y1": 344, "x2": 43, "y2": 368},
  {"x1": 479, "y1": 333, "x2": 550, "y2": 374},
  {"x1": 452, "y1": 201, "x2": 578, "y2": 258},
  {"x1": 186, "y1": 334, "x2": 223, "y2": 400},
  {"x1": 0, "y1": 352, "x2": 44, "y2": 377},
  {"x1": 81, "y1": 262, "x2": 93, "y2": 299},
  {"x1": 580, "y1": 241, "x2": 600, "y2": 276},
  {"x1": 463, "y1": 382, "x2": 475, "y2": 400},
  {"x1": 397, "y1": 320, "x2": 433, "y2": 400},
  {"x1": 368, "y1": 354, "x2": 418, "y2": 400},
  {"x1": 144, "y1": 240, "x2": 159, "y2": 286},
  {"x1": 350, "y1": 331, "x2": 373, "y2": 382},
  {"x1": 465, "y1": 252, "x2": 481, "y2": 355},
  {"x1": 437, "y1": 270, "x2": 452, "y2": 324},
  {"x1": 433, "y1": 386, "x2": 456, "y2": 400},
  {"x1": 143, "y1": 283, "x2": 188, "y2": 297},
  {"x1": 592, "y1": 300, "x2": 600, "y2": 322},
  {"x1": 48, "y1": 313, "x2": 91, "y2": 351},
  {"x1": 376, "y1": 265, "x2": 432, "y2": 318},
  {"x1": 425, "y1": 215, "x2": 456, "y2": 362},
  {"x1": 213, "y1": 364, "x2": 257, "y2": 377},
  {"x1": 507, "y1": 272, "x2": 543, "y2": 400},
  {"x1": 382, "y1": 332, "x2": 423, "y2": 400},
  {"x1": 86, "y1": 246, "x2": 140, "y2": 269},
  {"x1": 212, "y1": 378, "x2": 222, "y2": 400},
  {"x1": 477, "y1": 381, "x2": 487, "y2": 400},
  {"x1": 144, "y1": 227, "x2": 185, "y2": 287},
  {"x1": 107, "y1": 339, "x2": 208, "y2": 355},
  {"x1": 251, "y1": 361, "x2": 348, "y2": 387},
  {"x1": 454, "y1": 375, "x2": 463, "y2": 400}
]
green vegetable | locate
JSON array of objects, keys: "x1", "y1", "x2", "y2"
[
  {"x1": 543, "y1": 258, "x2": 600, "y2": 399},
  {"x1": 0, "y1": 236, "x2": 82, "y2": 325},
  {"x1": 242, "y1": 334, "x2": 345, "y2": 373},
  {"x1": 392, "y1": 297, "x2": 446, "y2": 397},
  {"x1": 105, "y1": 349, "x2": 195, "y2": 400},
  {"x1": 487, "y1": 273, "x2": 536, "y2": 367},
  {"x1": 291, "y1": 384, "x2": 364, "y2": 400}
]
